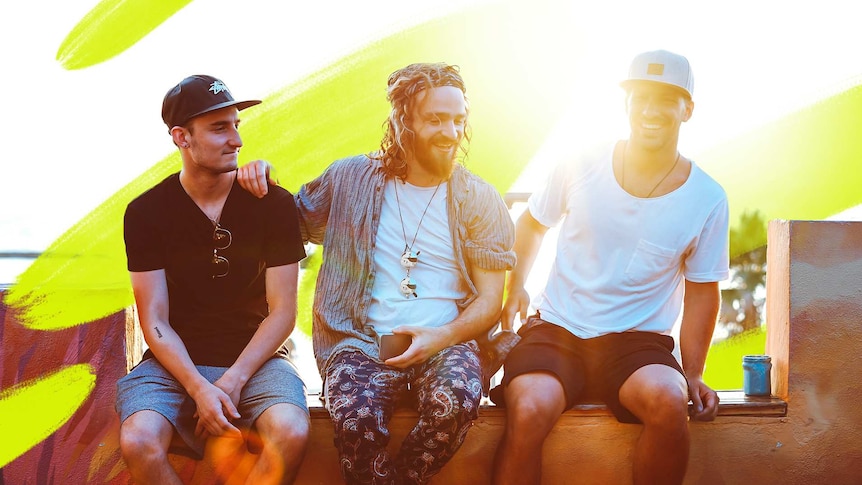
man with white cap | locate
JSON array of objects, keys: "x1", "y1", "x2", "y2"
[
  {"x1": 116, "y1": 75, "x2": 310, "y2": 484},
  {"x1": 490, "y1": 50, "x2": 729, "y2": 484}
]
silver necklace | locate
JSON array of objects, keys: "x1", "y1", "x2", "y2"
[
  {"x1": 393, "y1": 178, "x2": 442, "y2": 298},
  {"x1": 621, "y1": 142, "x2": 681, "y2": 198}
]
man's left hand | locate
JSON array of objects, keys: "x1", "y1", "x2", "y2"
[
  {"x1": 688, "y1": 376, "x2": 719, "y2": 421},
  {"x1": 213, "y1": 372, "x2": 244, "y2": 409}
]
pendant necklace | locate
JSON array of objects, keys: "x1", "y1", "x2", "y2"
[
  {"x1": 394, "y1": 178, "x2": 442, "y2": 298},
  {"x1": 621, "y1": 142, "x2": 681, "y2": 198}
]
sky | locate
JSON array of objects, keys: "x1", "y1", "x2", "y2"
[{"x1": 1, "y1": 0, "x2": 861, "y2": 284}]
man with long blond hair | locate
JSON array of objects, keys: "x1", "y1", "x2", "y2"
[{"x1": 239, "y1": 63, "x2": 515, "y2": 484}]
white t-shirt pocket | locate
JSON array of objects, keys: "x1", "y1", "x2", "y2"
[{"x1": 625, "y1": 239, "x2": 677, "y2": 286}]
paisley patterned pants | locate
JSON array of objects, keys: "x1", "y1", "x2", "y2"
[{"x1": 324, "y1": 344, "x2": 483, "y2": 485}]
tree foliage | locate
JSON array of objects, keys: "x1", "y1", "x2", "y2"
[{"x1": 720, "y1": 210, "x2": 767, "y2": 336}]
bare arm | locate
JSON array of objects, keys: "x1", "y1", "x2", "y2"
[
  {"x1": 680, "y1": 279, "x2": 721, "y2": 421},
  {"x1": 130, "y1": 270, "x2": 242, "y2": 437},
  {"x1": 385, "y1": 264, "x2": 506, "y2": 368},
  {"x1": 500, "y1": 209, "x2": 549, "y2": 330},
  {"x1": 213, "y1": 263, "x2": 300, "y2": 404}
]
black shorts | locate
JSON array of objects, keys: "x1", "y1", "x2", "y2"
[{"x1": 492, "y1": 315, "x2": 684, "y2": 423}]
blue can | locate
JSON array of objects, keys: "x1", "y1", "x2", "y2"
[{"x1": 743, "y1": 355, "x2": 772, "y2": 396}]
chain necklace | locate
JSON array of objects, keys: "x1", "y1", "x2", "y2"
[
  {"x1": 621, "y1": 142, "x2": 681, "y2": 198},
  {"x1": 393, "y1": 178, "x2": 442, "y2": 298}
]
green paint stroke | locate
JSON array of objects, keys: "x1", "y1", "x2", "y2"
[
  {"x1": 297, "y1": 247, "x2": 322, "y2": 337},
  {"x1": 0, "y1": 364, "x2": 96, "y2": 467},
  {"x1": 703, "y1": 327, "x2": 766, "y2": 390},
  {"x1": 56, "y1": 0, "x2": 193, "y2": 70},
  {"x1": 4, "y1": 156, "x2": 180, "y2": 330},
  {"x1": 698, "y1": 84, "x2": 862, "y2": 257},
  {"x1": 7, "y1": 0, "x2": 581, "y2": 330}
]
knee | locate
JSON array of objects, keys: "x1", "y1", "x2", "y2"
[
  {"x1": 435, "y1": 401, "x2": 479, "y2": 432},
  {"x1": 421, "y1": 385, "x2": 481, "y2": 429},
  {"x1": 328, "y1": 407, "x2": 393, "y2": 456},
  {"x1": 119, "y1": 418, "x2": 168, "y2": 463},
  {"x1": 259, "y1": 405, "x2": 310, "y2": 451},
  {"x1": 636, "y1": 384, "x2": 689, "y2": 427},
  {"x1": 505, "y1": 393, "x2": 561, "y2": 438},
  {"x1": 275, "y1": 416, "x2": 310, "y2": 450},
  {"x1": 333, "y1": 414, "x2": 387, "y2": 445},
  {"x1": 452, "y1": 382, "x2": 482, "y2": 411}
]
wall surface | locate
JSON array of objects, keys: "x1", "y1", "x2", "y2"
[
  {"x1": 2, "y1": 220, "x2": 861, "y2": 484},
  {"x1": 0, "y1": 295, "x2": 133, "y2": 484}
]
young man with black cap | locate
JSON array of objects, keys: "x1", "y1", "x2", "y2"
[
  {"x1": 116, "y1": 75, "x2": 310, "y2": 485},
  {"x1": 490, "y1": 50, "x2": 729, "y2": 484}
]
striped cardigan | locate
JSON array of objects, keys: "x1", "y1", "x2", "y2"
[{"x1": 295, "y1": 154, "x2": 516, "y2": 377}]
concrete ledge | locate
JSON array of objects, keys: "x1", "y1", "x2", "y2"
[
  {"x1": 304, "y1": 390, "x2": 787, "y2": 419},
  {"x1": 292, "y1": 390, "x2": 791, "y2": 484},
  {"x1": 162, "y1": 389, "x2": 789, "y2": 479}
]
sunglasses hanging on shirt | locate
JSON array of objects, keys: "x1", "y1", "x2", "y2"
[{"x1": 211, "y1": 224, "x2": 231, "y2": 278}]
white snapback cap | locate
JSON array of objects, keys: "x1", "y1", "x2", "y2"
[{"x1": 621, "y1": 50, "x2": 694, "y2": 99}]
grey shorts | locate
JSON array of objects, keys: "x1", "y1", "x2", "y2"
[{"x1": 115, "y1": 356, "x2": 308, "y2": 458}]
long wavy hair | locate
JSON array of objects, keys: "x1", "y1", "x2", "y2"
[{"x1": 374, "y1": 63, "x2": 471, "y2": 179}]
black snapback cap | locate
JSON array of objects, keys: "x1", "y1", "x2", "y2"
[{"x1": 161, "y1": 75, "x2": 261, "y2": 129}]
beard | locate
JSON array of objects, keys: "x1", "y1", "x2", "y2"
[{"x1": 412, "y1": 136, "x2": 458, "y2": 179}]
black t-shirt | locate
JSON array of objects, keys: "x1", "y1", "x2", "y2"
[{"x1": 124, "y1": 173, "x2": 306, "y2": 367}]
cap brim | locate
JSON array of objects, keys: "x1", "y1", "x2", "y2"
[
  {"x1": 620, "y1": 79, "x2": 692, "y2": 99},
  {"x1": 184, "y1": 99, "x2": 262, "y2": 124}
]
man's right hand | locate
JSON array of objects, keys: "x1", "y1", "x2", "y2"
[
  {"x1": 501, "y1": 286, "x2": 531, "y2": 332},
  {"x1": 237, "y1": 159, "x2": 277, "y2": 198},
  {"x1": 191, "y1": 382, "x2": 243, "y2": 438}
]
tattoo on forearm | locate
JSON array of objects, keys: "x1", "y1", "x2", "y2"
[{"x1": 155, "y1": 326, "x2": 163, "y2": 338}]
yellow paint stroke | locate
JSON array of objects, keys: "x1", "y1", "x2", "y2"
[
  {"x1": 699, "y1": 84, "x2": 862, "y2": 256},
  {"x1": 0, "y1": 364, "x2": 96, "y2": 467},
  {"x1": 6, "y1": 0, "x2": 582, "y2": 330},
  {"x1": 297, "y1": 248, "x2": 322, "y2": 337},
  {"x1": 56, "y1": 0, "x2": 193, "y2": 70},
  {"x1": 703, "y1": 327, "x2": 766, "y2": 390}
]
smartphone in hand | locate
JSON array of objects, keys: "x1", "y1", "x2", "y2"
[{"x1": 378, "y1": 332, "x2": 412, "y2": 361}]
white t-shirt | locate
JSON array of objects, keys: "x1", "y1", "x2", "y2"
[
  {"x1": 529, "y1": 142, "x2": 730, "y2": 338},
  {"x1": 367, "y1": 179, "x2": 465, "y2": 334}
]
